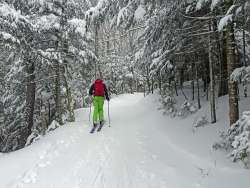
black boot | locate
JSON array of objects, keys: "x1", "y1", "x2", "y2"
[
  {"x1": 90, "y1": 123, "x2": 97, "y2": 133},
  {"x1": 100, "y1": 120, "x2": 104, "y2": 126},
  {"x1": 97, "y1": 121, "x2": 104, "y2": 132}
]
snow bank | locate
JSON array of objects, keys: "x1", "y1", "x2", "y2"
[{"x1": 214, "y1": 111, "x2": 250, "y2": 168}]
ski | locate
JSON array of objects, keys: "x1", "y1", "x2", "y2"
[
  {"x1": 97, "y1": 124, "x2": 104, "y2": 132},
  {"x1": 90, "y1": 125, "x2": 97, "y2": 134},
  {"x1": 90, "y1": 121, "x2": 105, "y2": 133}
]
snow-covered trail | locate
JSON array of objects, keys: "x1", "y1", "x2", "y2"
[{"x1": 0, "y1": 93, "x2": 250, "y2": 188}]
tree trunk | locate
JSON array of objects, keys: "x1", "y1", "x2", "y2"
[
  {"x1": 242, "y1": 1, "x2": 248, "y2": 97},
  {"x1": 242, "y1": 0, "x2": 247, "y2": 67},
  {"x1": 62, "y1": 29, "x2": 75, "y2": 122},
  {"x1": 129, "y1": 78, "x2": 134, "y2": 94},
  {"x1": 48, "y1": 100, "x2": 51, "y2": 124},
  {"x1": 196, "y1": 63, "x2": 201, "y2": 109},
  {"x1": 180, "y1": 68, "x2": 184, "y2": 89},
  {"x1": 158, "y1": 73, "x2": 162, "y2": 94},
  {"x1": 218, "y1": 31, "x2": 229, "y2": 96},
  {"x1": 226, "y1": 24, "x2": 239, "y2": 125},
  {"x1": 146, "y1": 66, "x2": 151, "y2": 94},
  {"x1": 63, "y1": 74, "x2": 75, "y2": 122},
  {"x1": 22, "y1": 60, "x2": 36, "y2": 146},
  {"x1": 191, "y1": 63, "x2": 195, "y2": 101},
  {"x1": 151, "y1": 77, "x2": 154, "y2": 94},
  {"x1": 202, "y1": 58, "x2": 209, "y2": 95},
  {"x1": 54, "y1": 5, "x2": 66, "y2": 126},
  {"x1": 209, "y1": 20, "x2": 216, "y2": 123},
  {"x1": 95, "y1": 19, "x2": 99, "y2": 79},
  {"x1": 55, "y1": 60, "x2": 63, "y2": 125},
  {"x1": 143, "y1": 82, "x2": 146, "y2": 97},
  {"x1": 175, "y1": 80, "x2": 178, "y2": 96}
]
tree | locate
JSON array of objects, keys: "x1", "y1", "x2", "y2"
[{"x1": 0, "y1": 0, "x2": 95, "y2": 151}]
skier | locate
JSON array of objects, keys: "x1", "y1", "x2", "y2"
[{"x1": 89, "y1": 73, "x2": 110, "y2": 133}]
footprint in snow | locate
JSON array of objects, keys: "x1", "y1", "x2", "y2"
[
  {"x1": 64, "y1": 142, "x2": 70, "y2": 148},
  {"x1": 138, "y1": 141, "x2": 143, "y2": 145},
  {"x1": 38, "y1": 160, "x2": 51, "y2": 168},
  {"x1": 151, "y1": 154, "x2": 158, "y2": 160},
  {"x1": 22, "y1": 169, "x2": 37, "y2": 184},
  {"x1": 149, "y1": 173, "x2": 156, "y2": 180},
  {"x1": 59, "y1": 140, "x2": 65, "y2": 144},
  {"x1": 140, "y1": 160, "x2": 146, "y2": 164}
]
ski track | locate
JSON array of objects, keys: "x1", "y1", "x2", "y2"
[
  {"x1": 6, "y1": 94, "x2": 166, "y2": 188},
  {"x1": 5, "y1": 94, "x2": 186, "y2": 188},
  {"x1": 2, "y1": 93, "x2": 250, "y2": 188}
]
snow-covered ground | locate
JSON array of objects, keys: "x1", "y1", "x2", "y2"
[{"x1": 0, "y1": 93, "x2": 250, "y2": 188}]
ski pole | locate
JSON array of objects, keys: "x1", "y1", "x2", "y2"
[
  {"x1": 89, "y1": 101, "x2": 92, "y2": 126},
  {"x1": 108, "y1": 101, "x2": 110, "y2": 127}
]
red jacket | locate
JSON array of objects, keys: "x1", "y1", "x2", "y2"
[{"x1": 89, "y1": 79, "x2": 109, "y2": 100}]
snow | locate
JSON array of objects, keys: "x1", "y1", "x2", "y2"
[
  {"x1": 0, "y1": 93, "x2": 250, "y2": 188},
  {"x1": 226, "y1": 5, "x2": 237, "y2": 15},
  {"x1": 34, "y1": 14, "x2": 59, "y2": 30},
  {"x1": 117, "y1": 7, "x2": 127, "y2": 26},
  {"x1": 0, "y1": 2, "x2": 27, "y2": 22},
  {"x1": 196, "y1": 0, "x2": 209, "y2": 10},
  {"x1": 47, "y1": 120, "x2": 60, "y2": 132},
  {"x1": 134, "y1": 5, "x2": 146, "y2": 22},
  {"x1": 125, "y1": 73, "x2": 133, "y2": 79},
  {"x1": 85, "y1": 0, "x2": 109, "y2": 21},
  {"x1": 134, "y1": 48, "x2": 144, "y2": 62},
  {"x1": 231, "y1": 66, "x2": 250, "y2": 82},
  {"x1": 210, "y1": 0, "x2": 221, "y2": 10},
  {"x1": 236, "y1": 6, "x2": 242, "y2": 16},
  {"x1": 68, "y1": 18, "x2": 87, "y2": 37},
  {"x1": 0, "y1": 32, "x2": 19, "y2": 44},
  {"x1": 185, "y1": 5, "x2": 192, "y2": 14},
  {"x1": 218, "y1": 14, "x2": 233, "y2": 31}
]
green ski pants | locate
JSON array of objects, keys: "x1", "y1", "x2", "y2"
[{"x1": 93, "y1": 96, "x2": 104, "y2": 123}]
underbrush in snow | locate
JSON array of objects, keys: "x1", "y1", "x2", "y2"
[
  {"x1": 213, "y1": 111, "x2": 250, "y2": 168},
  {"x1": 159, "y1": 84, "x2": 177, "y2": 117},
  {"x1": 177, "y1": 100, "x2": 197, "y2": 118}
]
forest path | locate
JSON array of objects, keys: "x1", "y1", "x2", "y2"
[{"x1": 1, "y1": 93, "x2": 250, "y2": 188}]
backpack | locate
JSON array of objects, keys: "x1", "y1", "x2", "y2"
[{"x1": 94, "y1": 79, "x2": 105, "y2": 96}]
